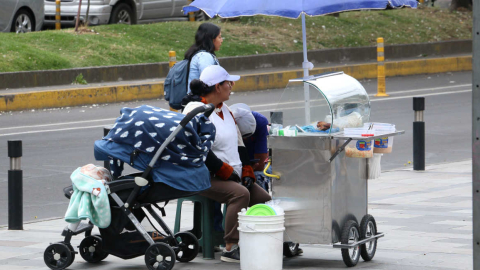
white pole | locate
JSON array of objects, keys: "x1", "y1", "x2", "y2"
[{"x1": 301, "y1": 13, "x2": 311, "y2": 124}]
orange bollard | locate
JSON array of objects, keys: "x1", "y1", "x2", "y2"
[
  {"x1": 188, "y1": 0, "x2": 195, "y2": 21},
  {"x1": 55, "y1": 0, "x2": 61, "y2": 30},
  {"x1": 375, "y1": 37, "x2": 388, "y2": 97},
  {"x1": 169, "y1": 51, "x2": 177, "y2": 69},
  {"x1": 168, "y1": 51, "x2": 179, "y2": 111}
]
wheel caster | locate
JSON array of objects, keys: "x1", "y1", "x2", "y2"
[
  {"x1": 360, "y1": 214, "x2": 378, "y2": 261},
  {"x1": 79, "y1": 235, "x2": 109, "y2": 263},
  {"x1": 64, "y1": 243, "x2": 75, "y2": 268},
  {"x1": 340, "y1": 220, "x2": 361, "y2": 267},
  {"x1": 44, "y1": 242, "x2": 74, "y2": 270},
  {"x1": 283, "y1": 241, "x2": 301, "y2": 257},
  {"x1": 145, "y1": 242, "x2": 176, "y2": 270},
  {"x1": 174, "y1": 232, "x2": 199, "y2": 262}
]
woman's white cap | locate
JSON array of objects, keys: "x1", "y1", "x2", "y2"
[
  {"x1": 230, "y1": 103, "x2": 256, "y2": 137},
  {"x1": 200, "y1": 65, "x2": 240, "y2": 87}
]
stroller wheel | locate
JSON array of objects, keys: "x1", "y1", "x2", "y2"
[
  {"x1": 145, "y1": 242, "x2": 176, "y2": 270},
  {"x1": 79, "y1": 235, "x2": 109, "y2": 263},
  {"x1": 173, "y1": 232, "x2": 199, "y2": 262},
  {"x1": 64, "y1": 242, "x2": 76, "y2": 267},
  {"x1": 44, "y1": 243, "x2": 74, "y2": 270}
]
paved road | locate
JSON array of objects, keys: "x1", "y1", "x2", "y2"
[{"x1": 0, "y1": 71, "x2": 472, "y2": 225}]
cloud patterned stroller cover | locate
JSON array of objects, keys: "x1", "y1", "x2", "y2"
[{"x1": 95, "y1": 105, "x2": 216, "y2": 192}]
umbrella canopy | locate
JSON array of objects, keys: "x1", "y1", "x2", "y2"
[
  {"x1": 183, "y1": 0, "x2": 417, "y2": 124},
  {"x1": 183, "y1": 0, "x2": 417, "y2": 19}
]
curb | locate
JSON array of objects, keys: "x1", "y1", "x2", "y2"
[
  {"x1": 0, "y1": 216, "x2": 64, "y2": 229},
  {"x1": 0, "y1": 55, "x2": 472, "y2": 112}
]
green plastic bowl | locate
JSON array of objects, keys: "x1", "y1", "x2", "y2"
[{"x1": 245, "y1": 204, "x2": 276, "y2": 216}]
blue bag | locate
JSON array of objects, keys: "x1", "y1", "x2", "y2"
[
  {"x1": 164, "y1": 51, "x2": 215, "y2": 110},
  {"x1": 164, "y1": 59, "x2": 191, "y2": 110}
]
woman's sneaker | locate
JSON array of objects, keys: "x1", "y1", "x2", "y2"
[{"x1": 220, "y1": 244, "x2": 240, "y2": 263}]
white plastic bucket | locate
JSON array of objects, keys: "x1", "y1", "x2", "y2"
[
  {"x1": 368, "y1": 153, "x2": 383, "y2": 179},
  {"x1": 238, "y1": 213, "x2": 285, "y2": 270}
]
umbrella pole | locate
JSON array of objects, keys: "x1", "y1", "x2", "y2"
[{"x1": 301, "y1": 13, "x2": 311, "y2": 124}]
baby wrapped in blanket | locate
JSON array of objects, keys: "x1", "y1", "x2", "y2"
[{"x1": 64, "y1": 164, "x2": 112, "y2": 228}]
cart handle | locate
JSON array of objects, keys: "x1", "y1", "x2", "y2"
[{"x1": 264, "y1": 160, "x2": 280, "y2": 179}]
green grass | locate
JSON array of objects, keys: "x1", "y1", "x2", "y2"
[{"x1": 0, "y1": 6, "x2": 472, "y2": 73}]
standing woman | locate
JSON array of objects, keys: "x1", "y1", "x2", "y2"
[
  {"x1": 183, "y1": 65, "x2": 271, "y2": 263},
  {"x1": 185, "y1": 22, "x2": 223, "y2": 95}
]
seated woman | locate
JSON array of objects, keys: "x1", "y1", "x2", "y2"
[{"x1": 182, "y1": 65, "x2": 271, "y2": 263}]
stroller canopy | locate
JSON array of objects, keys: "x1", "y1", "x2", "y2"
[{"x1": 95, "y1": 105, "x2": 216, "y2": 192}]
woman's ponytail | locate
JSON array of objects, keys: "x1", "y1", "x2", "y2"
[
  {"x1": 190, "y1": 79, "x2": 208, "y2": 96},
  {"x1": 181, "y1": 79, "x2": 215, "y2": 106}
]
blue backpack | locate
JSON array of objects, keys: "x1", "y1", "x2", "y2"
[
  {"x1": 164, "y1": 58, "x2": 191, "y2": 110},
  {"x1": 164, "y1": 51, "x2": 216, "y2": 110}
]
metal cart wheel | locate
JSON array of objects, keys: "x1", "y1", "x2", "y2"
[
  {"x1": 44, "y1": 242, "x2": 74, "y2": 270},
  {"x1": 360, "y1": 215, "x2": 377, "y2": 261},
  {"x1": 145, "y1": 242, "x2": 176, "y2": 270},
  {"x1": 173, "y1": 232, "x2": 199, "y2": 262},
  {"x1": 79, "y1": 235, "x2": 109, "y2": 263},
  {"x1": 340, "y1": 220, "x2": 361, "y2": 267}
]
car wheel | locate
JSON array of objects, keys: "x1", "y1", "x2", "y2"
[
  {"x1": 11, "y1": 9, "x2": 34, "y2": 33},
  {"x1": 195, "y1": 11, "x2": 209, "y2": 21},
  {"x1": 110, "y1": 3, "x2": 136, "y2": 25}
]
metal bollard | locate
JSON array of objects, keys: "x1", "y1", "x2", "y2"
[
  {"x1": 8, "y1": 140, "x2": 23, "y2": 230},
  {"x1": 375, "y1": 37, "x2": 388, "y2": 97},
  {"x1": 413, "y1": 97, "x2": 425, "y2": 170},
  {"x1": 55, "y1": 0, "x2": 61, "y2": 30}
]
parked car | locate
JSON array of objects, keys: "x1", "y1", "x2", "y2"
[
  {"x1": 43, "y1": 0, "x2": 205, "y2": 27},
  {"x1": 0, "y1": 0, "x2": 44, "y2": 33}
]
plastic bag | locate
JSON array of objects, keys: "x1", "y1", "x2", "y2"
[
  {"x1": 265, "y1": 200, "x2": 284, "y2": 215},
  {"x1": 325, "y1": 111, "x2": 363, "y2": 130}
]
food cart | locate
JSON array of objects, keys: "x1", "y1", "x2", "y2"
[{"x1": 267, "y1": 72, "x2": 404, "y2": 267}]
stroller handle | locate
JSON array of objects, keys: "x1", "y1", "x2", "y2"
[
  {"x1": 125, "y1": 103, "x2": 215, "y2": 207},
  {"x1": 180, "y1": 103, "x2": 215, "y2": 126}
]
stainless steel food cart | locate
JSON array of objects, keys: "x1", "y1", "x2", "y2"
[{"x1": 267, "y1": 72, "x2": 404, "y2": 267}]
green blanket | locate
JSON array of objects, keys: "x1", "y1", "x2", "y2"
[{"x1": 64, "y1": 168, "x2": 111, "y2": 228}]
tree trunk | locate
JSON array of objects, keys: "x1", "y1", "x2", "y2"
[
  {"x1": 74, "y1": 0, "x2": 83, "y2": 32},
  {"x1": 450, "y1": 0, "x2": 472, "y2": 10},
  {"x1": 86, "y1": 0, "x2": 90, "y2": 27}
]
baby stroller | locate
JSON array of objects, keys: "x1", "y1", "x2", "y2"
[{"x1": 44, "y1": 104, "x2": 215, "y2": 270}]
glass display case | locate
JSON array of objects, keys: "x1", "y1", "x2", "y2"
[{"x1": 271, "y1": 72, "x2": 370, "y2": 134}]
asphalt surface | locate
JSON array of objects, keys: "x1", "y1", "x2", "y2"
[{"x1": 0, "y1": 71, "x2": 472, "y2": 225}]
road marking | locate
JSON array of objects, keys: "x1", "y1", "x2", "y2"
[
  {"x1": 0, "y1": 118, "x2": 116, "y2": 131},
  {"x1": 0, "y1": 125, "x2": 108, "y2": 137},
  {"x1": 249, "y1": 84, "x2": 471, "y2": 109},
  {"x1": 370, "y1": 89, "x2": 471, "y2": 102},
  {"x1": 0, "y1": 86, "x2": 471, "y2": 136},
  {"x1": 370, "y1": 84, "x2": 471, "y2": 96},
  {"x1": 255, "y1": 89, "x2": 471, "y2": 113}
]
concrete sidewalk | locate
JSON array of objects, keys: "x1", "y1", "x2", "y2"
[{"x1": 0, "y1": 160, "x2": 473, "y2": 270}]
